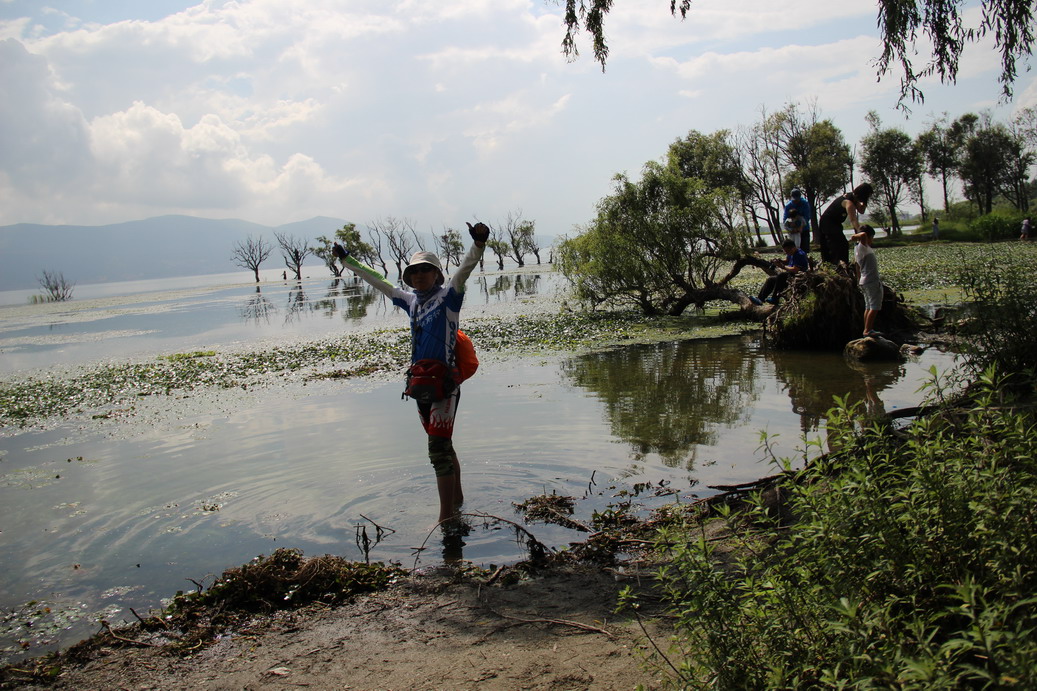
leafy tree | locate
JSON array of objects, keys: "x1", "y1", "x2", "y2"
[
  {"x1": 231, "y1": 235, "x2": 273, "y2": 282},
  {"x1": 859, "y1": 113, "x2": 923, "y2": 234},
  {"x1": 556, "y1": 161, "x2": 746, "y2": 316},
  {"x1": 274, "y1": 231, "x2": 313, "y2": 280},
  {"x1": 312, "y1": 235, "x2": 344, "y2": 277},
  {"x1": 667, "y1": 129, "x2": 749, "y2": 235},
  {"x1": 958, "y1": 117, "x2": 1028, "y2": 214},
  {"x1": 559, "y1": 0, "x2": 1036, "y2": 103},
  {"x1": 917, "y1": 116, "x2": 959, "y2": 213},
  {"x1": 335, "y1": 223, "x2": 375, "y2": 261},
  {"x1": 729, "y1": 105, "x2": 849, "y2": 246},
  {"x1": 435, "y1": 227, "x2": 465, "y2": 269},
  {"x1": 499, "y1": 210, "x2": 535, "y2": 268},
  {"x1": 779, "y1": 114, "x2": 853, "y2": 230},
  {"x1": 485, "y1": 223, "x2": 509, "y2": 271}
]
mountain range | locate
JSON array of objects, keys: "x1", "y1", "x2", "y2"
[{"x1": 0, "y1": 215, "x2": 349, "y2": 291}]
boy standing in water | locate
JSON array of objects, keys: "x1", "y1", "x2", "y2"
[
  {"x1": 852, "y1": 224, "x2": 882, "y2": 338},
  {"x1": 336, "y1": 222, "x2": 488, "y2": 525}
]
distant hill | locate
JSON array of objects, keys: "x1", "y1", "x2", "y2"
[{"x1": 0, "y1": 215, "x2": 349, "y2": 291}]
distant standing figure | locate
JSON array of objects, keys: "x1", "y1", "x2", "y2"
[
  {"x1": 282, "y1": 271, "x2": 287, "y2": 280},
  {"x1": 784, "y1": 188, "x2": 812, "y2": 252},
  {"x1": 818, "y1": 183, "x2": 873, "y2": 265},
  {"x1": 932, "y1": 217, "x2": 939, "y2": 240},
  {"x1": 852, "y1": 224, "x2": 882, "y2": 338},
  {"x1": 1022, "y1": 217, "x2": 1031, "y2": 240},
  {"x1": 783, "y1": 207, "x2": 805, "y2": 250}
]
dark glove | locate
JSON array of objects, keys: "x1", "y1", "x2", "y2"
[
  {"x1": 332, "y1": 244, "x2": 349, "y2": 259},
  {"x1": 466, "y1": 221, "x2": 490, "y2": 243}
]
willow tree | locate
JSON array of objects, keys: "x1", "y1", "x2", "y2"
[
  {"x1": 559, "y1": 0, "x2": 1036, "y2": 104},
  {"x1": 556, "y1": 161, "x2": 748, "y2": 316}
]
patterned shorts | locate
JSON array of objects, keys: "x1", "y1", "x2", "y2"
[{"x1": 417, "y1": 388, "x2": 460, "y2": 439}]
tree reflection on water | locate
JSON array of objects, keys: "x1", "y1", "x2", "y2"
[
  {"x1": 561, "y1": 338, "x2": 760, "y2": 469},
  {"x1": 562, "y1": 334, "x2": 915, "y2": 470}
]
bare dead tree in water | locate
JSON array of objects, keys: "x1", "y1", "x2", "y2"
[
  {"x1": 231, "y1": 235, "x2": 273, "y2": 282},
  {"x1": 274, "y1": 231, "x2": 313, "y2": 280},
  {"x1": 36, "y1": 270, "x2": 75, "y2": 302}
]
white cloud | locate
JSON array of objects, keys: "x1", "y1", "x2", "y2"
[{"x1": 0, "y1": 0, "x2": 1028, "y2": 231}]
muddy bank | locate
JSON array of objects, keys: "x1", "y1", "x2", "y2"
[{"x1": 1, "y1": 564, "x2": 669, "y2": 690}]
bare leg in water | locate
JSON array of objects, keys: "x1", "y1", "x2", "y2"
[{"x1": 436, "y1": 455, "x2": 464, "y2": 523}]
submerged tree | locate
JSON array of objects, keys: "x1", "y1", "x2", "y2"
[
  {"x1": 231, "y1": 235, "x2": 273, "y2": 282},
  {"x1": 435, "y1": 227, "x2": 465, "y2": 269},
  {"x1": 371, "y1": 217, "x2": 424, "y2": 280},
  {"x1": 36, "y1": 270, "x2": 75, "y2": 302},
  {"x1": 499, "y1": 210, "x2": 536, "y2": 268},
  {"x1": 274, "y1": 231, "x2": 313, "y2": 281}
]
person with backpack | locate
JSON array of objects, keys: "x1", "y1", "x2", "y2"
[
  {"x1": 784, "y1": 187, "x2": 812, "y2": 251},
  {"x1": 336, "y1": 221, "x2": 488, "y2": 526}
]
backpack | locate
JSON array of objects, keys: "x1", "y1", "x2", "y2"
[{"x1": 454, "y1": 329, "x2": 479, "y2": 383}]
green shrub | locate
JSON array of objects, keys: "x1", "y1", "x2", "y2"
[
  {"x1": 968, "y1": 213, "x2": 1024, "y2": 242},
  {"x1": 956, "y1": 249, "x2": 1037, "y2": 381},
  {"x1": 641, "y1": 373, "x2": 1037, "y2": 688}
]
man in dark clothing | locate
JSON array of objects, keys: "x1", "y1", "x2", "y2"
[{"x1": 750, "y1": 239, "x2": 810, "y2": 305}]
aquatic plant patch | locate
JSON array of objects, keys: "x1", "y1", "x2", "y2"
[{"x1": 0, "y1": 312, "x2": 665, "y2": 426}]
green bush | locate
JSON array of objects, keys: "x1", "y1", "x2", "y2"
[
  {"x1": 968, "y1": 213, "x2": 1024, "y2": 242},
  {"x1": 641, "y1": 373, "x2": 1037, "y2": 688},
  {"x1": 956, "y1": 249, "x2": 1037, "y2": 381}
]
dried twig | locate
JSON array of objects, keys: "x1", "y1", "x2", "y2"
[
  {"x1": 101, "y1": 621, "x2": 158, "y2": 648},
  {"x1": 486, "y1": 607, "x2": 614, "y2": 638}
]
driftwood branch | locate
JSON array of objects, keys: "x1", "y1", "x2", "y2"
[{"x1": 486, "y1": 607, "x2": 615, "y2": 638}]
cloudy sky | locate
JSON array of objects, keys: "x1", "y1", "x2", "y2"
[{"x1": 1, "y1": 0, "x2": 1032, "y2": 237}]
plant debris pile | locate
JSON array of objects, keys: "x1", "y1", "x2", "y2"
[
  {"x1": 170, "y1": 548, "x2": 405, "y2": 619},
  {"x1": 513, "y1": 493, "x2": 578, "y2": 527}
]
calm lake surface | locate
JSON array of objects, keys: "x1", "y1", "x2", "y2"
[{"x1": 0, "y1": 267, "x2": 958, "y2": 663}]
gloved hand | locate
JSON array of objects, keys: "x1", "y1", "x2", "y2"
[{"x1": 466, "y1": 221, "x2": 490, "y2": 243}]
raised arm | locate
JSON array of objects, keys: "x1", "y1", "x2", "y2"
[
  {"x1": 449, "y1": 222, "x2": 489, "y2": 293},
  {"x1": 339, "y1": 253, "x2": 399, "y2": 299}
]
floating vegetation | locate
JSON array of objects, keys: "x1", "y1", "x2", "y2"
[
  {"x1": 0, "y1": 312, "x2": 662, "y2": 426},
  {"x1": 7, "y1": 241, "x2": 1022, "y2": 427},
  {"x1": 513, "y1": 493, "x2": 578, "y2": 527}
]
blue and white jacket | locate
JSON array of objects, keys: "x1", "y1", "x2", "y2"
[{"x1": 342, "y1": 244, "x2": 484, "y2": 365}]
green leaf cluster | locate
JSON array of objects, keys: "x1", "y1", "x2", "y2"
[{"x1": 646, "y1": 374, "x2": 1037, "y2": 688}]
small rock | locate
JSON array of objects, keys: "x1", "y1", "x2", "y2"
[{"x1": 844, "y1": 336, "x2": 904, "y2": 362}]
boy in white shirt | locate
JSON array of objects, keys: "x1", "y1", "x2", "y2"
[{"x1": 852, "y1": 224, "x2": 882, "y2": 338}]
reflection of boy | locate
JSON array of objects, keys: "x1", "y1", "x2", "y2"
[
  {"x1": 852, "y1": 224, "x2": 882, "y2": 337},
  {"x1": 750, "y1": 239, "x2": 809, "y2": 305},
  {"x1": 337, "y1": 222, "x2": 489, "y2": 525}
]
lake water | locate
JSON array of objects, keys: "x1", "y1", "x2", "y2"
[{"x1": 0, "y1": 267, "x2": 958, "y2": 664}]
